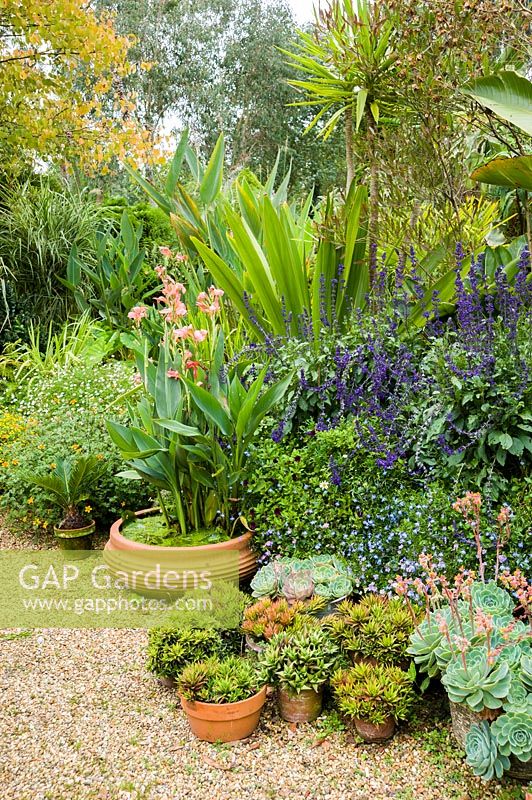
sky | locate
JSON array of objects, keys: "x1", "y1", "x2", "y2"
[{"x1": 288, "y1": 0, "x2": 317, "y2": 22}]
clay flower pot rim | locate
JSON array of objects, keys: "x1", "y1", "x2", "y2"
[
  {"x1": 180, "y1": 685, "x2": 267, "y2": 710},
  {"x1": 54, "y1": 519, "x2": 95, "y2": 537},
  {"x1": 111, "y1": 508, "x2": 252, "y2": 551}
]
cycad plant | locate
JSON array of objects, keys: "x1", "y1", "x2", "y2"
[{"x1": 28, "y1": 455, "x2": 107, "y2": 529}]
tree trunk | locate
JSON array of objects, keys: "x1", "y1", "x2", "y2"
[
  {"x1": 368, "y1": 123, "x2": 379, "y2": 292},
  {"x1": 345, "y1": 106, "x2": 355, "y2": 193}
]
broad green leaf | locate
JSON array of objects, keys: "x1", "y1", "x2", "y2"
[
  {"x1": 165, "y1": 128, "x2": 189, "y2": 196},
  {"x1": 463, "y1": 71, "x2": 532, "y2": 136},
  {"x1": 356, "y1": 89, "x2": 368, "y2": 131},
  {"x1": 186, "y1": 381, "x2": 233, "y2": 436},
  {"x1": 471, "y1": 155, "x2": 532, "y2": 191},
  {"x1": 200, "y1": 133, "x2": 224, "y2": 204},
  {"x1": 156, "y1": 419, "x2": 202, "y2": 437}
]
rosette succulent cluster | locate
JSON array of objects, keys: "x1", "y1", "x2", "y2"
[
  {"x1": 442, "y1": 649, "x2": 511, "y2": 712},
  {"x1": 251, "y1": 555, "x2": 353, "y2": 603}
]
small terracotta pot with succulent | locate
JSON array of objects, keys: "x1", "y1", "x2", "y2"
[
  {"x1": 177, "y1": 655, "x2": 267, "y2": 742},
  {"x1": 257, "y1": 625, "x2": 342, "y2": 723},
  {"x1": 28, "y1": 455, "x2": 106, "y2": 550},
  {"x1": 331, "y1": 662, "x2": 416, "y2": 743}
]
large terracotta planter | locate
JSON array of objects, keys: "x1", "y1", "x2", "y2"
[
  {"x1": 354, "y1": 716, "x2": 396, "y2": 742},
  {"x1": 277, "y1": 686, "x2": 323, "y2": 723},
  {"x1": 180, "y1": 686, "x2": 267, "y2": 742},
  {"x1": 449, "y1": 701, "x2": 501, "y2": 749},
  {"x1": 54, "y1": 520, "x2": 95, "y2": 551},
  {"x1": 104, "y1": 509, "x2": 257, "y2": 590}
]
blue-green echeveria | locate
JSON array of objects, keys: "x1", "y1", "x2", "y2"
[{"x1": 465, "y1": 721, "x2": 510, "y2": 781}]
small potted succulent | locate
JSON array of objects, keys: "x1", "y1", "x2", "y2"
[
  {"x1": 331, "y1": 662, "x2": 416, "y2": 742},
  {"x1": 241, "y1": 596, "x2": 327, "y2": 654},
  {"x1": 398, "y1": 493, "x2": 532, "y2": 782},
  {"x1": 324, "y1": 595, "x2": 416, "y2": 667},
  {"x1": 28, "y1": 455, "x2": 106, "y2": 550},
  {"x1": 257, "y1": 626, "x2": 341, "y2": 722},
  {"x1": 177, "y1": 655, "x2": 267, "y2": 742},
  {"x1": 146, "y1": 627, "x2": 226, "y2": 688},
  {"x1": 251, "y1": 555, "x2": 353, "y2": 613}
]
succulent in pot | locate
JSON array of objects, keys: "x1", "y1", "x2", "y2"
[
  {"x1": 331, "y1": 662, "x2": 416, "y2": 742},
  {"x1": 28, "y1": 455, "x2": 106, "y2": 549},
  {"x1": 397, "y1": 492, "x2": 532, "y2": 777},
  {"x1": 324, "y1": 595, "x2": 416, "y2": 666},
  {"x1": 257, "y1": 626, "x2": 341, "y2": 722},
  {"x1": 177, "y1": 655, "x2": 267, "y2": 742},
  {"x1": 251, "y1": 555, "x2": 353, "y2": 610},
  {"x1": 241, "y1": 596, "x2": 326, "y2": 653}
]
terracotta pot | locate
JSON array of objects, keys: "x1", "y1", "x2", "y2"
[
  {"x1": 449, "y1": 701, "x2": 501, "y2": 749},
  {"x1": 104, "y1": 509, "x2": 257, "y2": 591},
  {"x1": 180, "y1": 686, "x2": 267, "y2": 742},
  {"x1": 506, "y1": 755, "x2": 532, "y2": 782},
  {"x1": 355, "y1": 716, "x2": 396, "y2": 742},
  {"x1": 277, "y1": 686, "x2": 323, "y2": 723},
  {"x1": 159, "y1": 676, "x2": 177, "y2": 689},
  {"x1": 54, "y1": 520, "x2": 95, "y2": 551},
  {"x1": 350, "y1": 653, "x2": 379, "y2": 667}
]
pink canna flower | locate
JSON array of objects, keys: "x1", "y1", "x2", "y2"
[
  {"x1": 192, "y1": 329, "x2": 208, "y2": 342},
  {"x1": 166, "y1": 369, "x2": 181, "y2": 380},
  {"x1": 172, "y1": 325, "x2": 193, "y2": 341},
  {"x1": 127, "y1": 305, "x2": 148, "y2": 325},
  {"x1": 159, "y1": 246, "x2": 173, "y2": 258}
]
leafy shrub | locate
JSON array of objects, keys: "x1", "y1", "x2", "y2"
[
  {"x1": 146, "y1": 627, "x2": 227, "y2": 679},
  {"x1": 244, "y1": 422, "x2": 531, "y2": 590},
  {"x1": 0, "y1": 360, "x2": 152, "y2": 529}
]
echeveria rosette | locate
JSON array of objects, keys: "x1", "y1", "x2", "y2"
[
  {"x1": 465, "y1": 721, "x2": 510, "y2": 781},
  {"x1": 465, "y1": 722, "x2": 510, "y2": 781},
  {"x1": 407, "y1": 617, "x2": 446, "y2": 678},
  {"x1": 503, "y1": 675, "x2": 532, "y2": 712},
  {"x1": 442, "y1": 650, "x2": 511, "y2": 712},
  {"x1": 491, "y1": 710, "x2": 532, "y2": 763},
  {"x1": 471, "y1": 582, "x2": 515, "y2": 617},
  {"x1": 521, "y1": 654, "x2": 532, "y2": 693},
  {"x1": 250, "y1": 564, "x2": 277, "y2": 598}
]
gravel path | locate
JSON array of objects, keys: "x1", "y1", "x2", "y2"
[
  {"x1": 0, "y1": 629, "x2": 526, "y2": 800},
  {"x1": 0, "y1": 520, "x2": 527, "y2": 800}
]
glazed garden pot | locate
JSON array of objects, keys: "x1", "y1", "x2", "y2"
[
  {"x1": 54, "y1": 520, "x2": 95, "y2": 551},
  {"x1": 104, "y1": 509, "x2": 257, "y2": 592},
  {"x1": 277, "y1": 686, "x2": 323, "y2": 723},
  {"x1": 180, "y1": 686, "x2": 267, "y2": 742},
  {"x1": 449, "y1": 701, "x2": 501, "y2": 749},
  {"x1": 354, "y1": 716, "x2": 396, "y2": 743}
]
